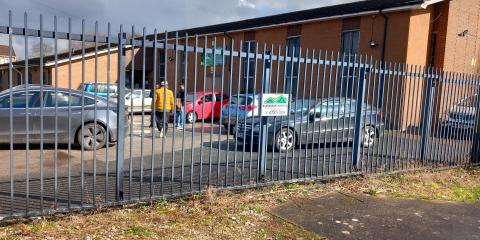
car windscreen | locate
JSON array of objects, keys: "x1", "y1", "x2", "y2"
[
  {"x1": 229, "y1": 96, "x2": 253, "y2": 105},
  {"x1": 94, "y1": 84, "x2": 117, "y2": 94}
]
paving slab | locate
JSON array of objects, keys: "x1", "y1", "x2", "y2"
[{"x1": 272, "y1": 192, "x2": 480, "y2": 240}]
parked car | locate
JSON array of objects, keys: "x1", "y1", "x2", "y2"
[
  {"x1": 445, "y1": 94, "x2": 478, "y2": 130},
  {"x1": 0, "y1": 85, "x2": 125, "y2": 150},
  {"x1": 123, "y1": 89, "x2": 152, "y2": 113},
  {"x1": 78, "y1": 82, "x2": 118, "y2": 97},
  {"x1": 234, "y1": 98, "x2": 385, "y2": 152},
  {"x1": 221, "y1": 94, "x2": 260, "y2": 134},
  {"x1": 183, "y1": 92, "x2": 229, "y2": 123}
]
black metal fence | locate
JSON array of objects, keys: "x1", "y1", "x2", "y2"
[{"x1": 0, "y1": 11, "x2": 479, "y2": 219}]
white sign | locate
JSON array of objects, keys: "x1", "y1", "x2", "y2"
[{"x1": 261, "y1": 94, "x2": 290, "y2": 116}]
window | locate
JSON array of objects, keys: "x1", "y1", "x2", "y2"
[
  {"x1": 215, "y1": 94, "x2": 229, "y2": 102},
  {"x1": 242, "y1": 41, "x2": 256, "y2": 93},
  {"x1": 460, "y1": 95, "x2": 479, "y2": 108},
  {"x1": 285, "y1": 36, "x2": 301, "y2": 97},
  {"x1": 0, "y1": 91, "x2": 40, "y2": 108},
  {"x1": 159, "y1": 49, "x2": 166, "y2": 84},
  {"x1": 93, "y1": 84, "x2": 117, "y2": 94},
  {"x1": 44, "y1": 91, "x2": 95, "y2": 107},
  {"x1": 315, "y1": 102, "x2": 344, "y2": 116},
  {"x1": 202, "y1": 94, "x2": 214, "y2": 103},
  {"x1": 341, "y1": 30, "x2": 360, "y2": 98},
  {"x1": 133, "y1": 91, "x2": 142, "y2": 99},
  {"x1": 230, "y1": 96, "x2": 253, "y2": 106}
]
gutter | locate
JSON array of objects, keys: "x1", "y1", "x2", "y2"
[
  {"x1": 421, "y1": 0, "x2": 445, "y2": 9},
  {"x1": 377, "y1": 9, "x2": 389, "y2": 109},
  {"x1": 379, "y1": 9, "x2": 389, "y2": 64},
  {"x1": 223, "y1": 32, "x2": 233, "y2": 72}
]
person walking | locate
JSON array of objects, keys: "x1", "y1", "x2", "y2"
[
  {"x1": 176, "y1": 83, "x2": 186, "y2": 129},
  {"x1": 154, "y1": 81, "x2": 174, "y2": 137}
]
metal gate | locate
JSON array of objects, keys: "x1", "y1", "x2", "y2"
[{"x1": 0, "y1": 11, "x2": 478, "y2": 218}]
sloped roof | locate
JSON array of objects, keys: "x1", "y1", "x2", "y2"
[
  {"x1": 149, "y1": 0, "x2": 425, "y2": 39},
  {"x1": 0, "y1": 45, "x2": 15, "y2": 57}
]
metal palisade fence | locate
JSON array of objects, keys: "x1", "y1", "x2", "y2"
[{"x1": 0, "y1": 12, "x2": 479, "y2": 218}]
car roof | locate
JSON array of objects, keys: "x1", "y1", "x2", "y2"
[
  {"x1": 0, "y1": 85, "x2": 99, "y2": 99},
  {"x1": 190, "y1": 91, "x2": 225, "y2": 95}
]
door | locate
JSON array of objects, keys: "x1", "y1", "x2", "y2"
[
  {"x1": 197, "y1": 94, "x2": 215, "y2": 119},
  {"x1": 0, "y1": 91, "x2": 40, "y2": 143},
  {"x1": 131, "y1": 90, "x2": 143, "y2": 112},
  {"x1": 42, "y1": 91, "x2": 87, "y2": 143},
  {"x1": 213, "y1": 93, "x2": 229, "y2": 118},
  {"x1": 307, "y1": 101, "x2": 344, "y2": 144}
]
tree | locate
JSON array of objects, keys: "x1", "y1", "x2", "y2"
[{"x1": 31, "y1": 42, "x2": 54, "y2": 58}]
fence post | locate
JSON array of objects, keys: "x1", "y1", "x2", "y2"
[
  {"x1": 352, "y1": 67, "x2": 367, "y2": 169},
  {"x1": 420, "y1": 70, "x2": 434, "y2": 163},
  {"x1": 116, "y1": 29, "x2": 126, "y2": 201},
  {"x1": 471, "y1": 85, "x2": 480, "y2": 164},
  {"x1": 258, "y1": 51, "x2": 272, "y2": 180}
]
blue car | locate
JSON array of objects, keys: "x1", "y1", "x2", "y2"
[{"x1": 78, "y1": 83, "x2": 118, "y2": 97}]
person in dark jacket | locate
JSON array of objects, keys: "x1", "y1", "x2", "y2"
[{"x1": 176, "y1": 83, "x2": 186, "y2": 129}]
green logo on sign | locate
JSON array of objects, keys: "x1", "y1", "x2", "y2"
[{"x1": 264, "y1": 95, "x2": 288, "y2": 104}]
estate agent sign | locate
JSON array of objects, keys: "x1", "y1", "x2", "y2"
[{"x1": 261, "y1": 94, "x2": 290, "y2": 117}]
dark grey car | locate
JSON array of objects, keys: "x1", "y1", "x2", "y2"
[
  {"x1": 235, "y1": 98, "x2": 385, "y2": 152},
  {"x1": 0, "y1": 85, "x2": 124, "y2": 150}
]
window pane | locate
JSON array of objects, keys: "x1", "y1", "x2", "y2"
[
  {"x1": 0, "y1": 91, "x2": 40, "y2": 108},
  {"x1": 45, "y1": 92, "x2": 90, "y2": 107},
  {"x1": 286, "y1": 37, "x2": 301, "y2": 97},
  {"x1": 203, "y1": 94, "x2": 214, "y2": 102}
]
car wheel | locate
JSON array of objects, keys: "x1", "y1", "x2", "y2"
[
  {"x1": 78, "y1": 123, "x2": 107, "y2": 151},
  {"x1": 361, "y1": 126, "x2": 376, "y2": 148},
  {"x1": 186, "y1": 112, "x2": 196, "y2": 124},
  {"x1": 275, "y1": 128, "x2": 295, "y2": 152}
]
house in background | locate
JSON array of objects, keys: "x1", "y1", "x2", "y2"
[{"x1": 0, "y1": 45, "x2": 16, "y2": 64}]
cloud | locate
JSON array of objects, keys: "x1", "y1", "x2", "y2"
[
  {"x1": 0, "y1": 0, "x2": 359, "y2": 57},
  {"x1": 239, "y1": 0, "x2": 256, "y2": 9}
]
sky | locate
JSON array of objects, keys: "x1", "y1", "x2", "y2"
[{"x1": 0, "y1": 0, "x2": 357, "y2": 58}]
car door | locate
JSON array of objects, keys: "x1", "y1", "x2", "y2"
[
  {"x1": 0, "y1": 91, "x2": 40, "y2": 143},
  {"x1": 132, "y1": 90, "x2": 144, "y2": 111},
  {"x1": 144, "y1": 90, "x2": 152, "y2": 110},
  {"x1": 42, "y1": 91, "x2": 85, "y2": 143},
  {"x1": 214, "y1": 93, "x2": 229, "y2": 118},
  {"x1": 311, "y1": 101, "x2": 344, "y2": 144},
  {"x1": 307, "y1": 101, "x2": 333, "y2": 144},
  {"x1": 197, "y1": 94, "x2": 214, "y2": 119}
]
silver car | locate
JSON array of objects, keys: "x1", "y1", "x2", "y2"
[
  {"x1": 445, "y1": 94, "x2": 478, "y2": 130},
  {"x1": 0, "y1": 85, "x2": 123, "y2": 150}
]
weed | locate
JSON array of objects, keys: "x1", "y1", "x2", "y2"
[
  {"x1": 125, "y1": 225, "x2": 152, "y2": 237},
  {"x1": 366, "y1": 187, "x2": 379, "y2": 196}
]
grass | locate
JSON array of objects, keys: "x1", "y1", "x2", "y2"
[{"x1": 0, "y1": 167, "x2": 479, "y2": 239}]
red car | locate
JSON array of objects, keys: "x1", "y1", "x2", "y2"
[{"x1": 184, "y1": 92, "x2": 230, "y2": 123}]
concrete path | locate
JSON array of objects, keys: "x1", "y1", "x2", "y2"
[{"x1": 272, "y1": 192, "x2": 480, "y2": 240}]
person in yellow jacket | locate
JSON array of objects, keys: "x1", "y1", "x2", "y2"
[{"x1": 154, "y1": 81, "x2": 174, "y2": 137}]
